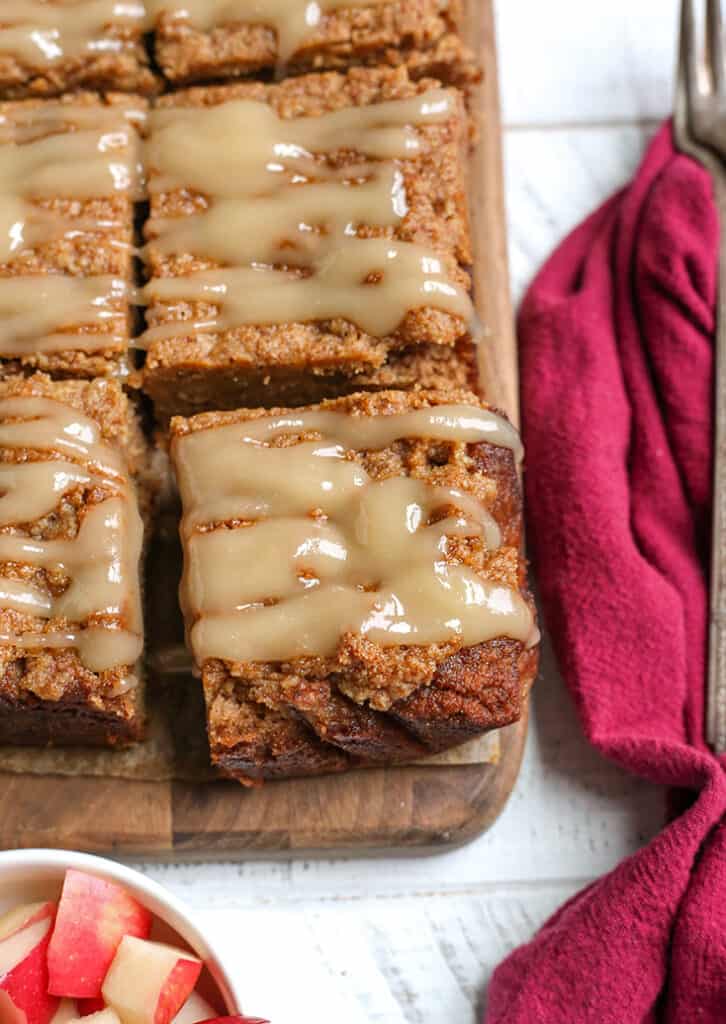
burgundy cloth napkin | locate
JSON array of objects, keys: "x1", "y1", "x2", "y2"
[{"x1": 485, "y1": 123, "x2": 726, "y2": 1023}]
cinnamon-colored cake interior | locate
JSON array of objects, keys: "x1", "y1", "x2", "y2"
[
  {"x1": 170, "y1": 389, "x2": 537, "y2": 783},
  {"x1": 0, "y1": 374, "x2": 147, "y2": 748}
]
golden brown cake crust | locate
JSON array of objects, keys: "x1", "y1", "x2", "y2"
[
  {"x1": 0, "y1": 374, "x2": 147, "y2": 747},
  {"x1": 171, "y1": 389, "x2": 537, "y2": 782},
  {"x1": 153, "y1": 0, "x2": 478, "y2": 87},
  {"x1": 142, "y1": 67, "x2": 473, "y2": 419}
]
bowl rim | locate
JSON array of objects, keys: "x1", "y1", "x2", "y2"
[{"x1": 0, "y1": 848, "x2": 242, "y2": 1013}]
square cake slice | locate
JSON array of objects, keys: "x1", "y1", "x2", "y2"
[
  {"x1": 0, "y1": 1, "x2": 157, "y2": 99},
  {"x1": 0, "y1": 91, "x2": 146, "y2": 380},
  {"x1": 151, "y1": 0, "x2": 477, "y2": 87},
  {"x1": 170, "y1": 389, "x2": 539, "y2": 783},
  {"x1": 141, "y1": 68, "x2": 475, "y2": 419},
  {"x1": 0, "y1": 373, "x2": 147, "y2": 748}
]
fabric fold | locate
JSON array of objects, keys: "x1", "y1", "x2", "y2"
[{"x1": 486, "y1": 124, "x2": 726, "y2": 1023}]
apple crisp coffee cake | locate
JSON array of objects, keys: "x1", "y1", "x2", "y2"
[
  {"x1": 170, "y1": 389, "x2": 538, "y2": 783},
  {"x1": 0, "y1": 374, "x2": 147, "y2": 747},
  {"x1": 141, "y1": 66, "x2": 475, "y2": 418},
  {"x1": 0, "y1": 1, "x2": 540, "y2": 781},
  {"x1": 0, "y1": 91, "x2": 146, "y2": 381}
]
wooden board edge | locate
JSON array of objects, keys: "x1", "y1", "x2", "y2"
[
  {"x1": 0, "y1": 775, "x2": 174, "y2": 854},
  {"x1": 467, "y1": 0, "x2": 520, "y2": 426},
  {"x1": 158, "y1": 713, "x2": 529, "y2": 860}
]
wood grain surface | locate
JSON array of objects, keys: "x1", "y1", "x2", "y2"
[{"x1": 0, "y1": 0, "x2": 530, "y2": 858}]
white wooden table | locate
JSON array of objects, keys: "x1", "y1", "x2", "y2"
[{"x1": 128, "y1": 4, "x2": 680, "y2": 1019}]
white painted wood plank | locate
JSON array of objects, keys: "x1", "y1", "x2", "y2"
[
  {"x1": 495, "y1": 0, "x2": 678, "y2": 127},
  {"x1": 505, "y1": 123, "x2": 658, "y2": 303},
  {"x1": 192, "y1": 886, "x2": 577, "y2": 1023}
]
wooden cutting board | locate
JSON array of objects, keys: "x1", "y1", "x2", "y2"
[{"x1": 0, "y1": 0, "x2": 530, "y2": 857}]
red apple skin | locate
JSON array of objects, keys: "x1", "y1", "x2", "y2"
[
  {"x1": 47, "y1": 870, "x2": 152, "y2": 998},
  {"x1": 76, "y1": 998, "x2": 106, "y2": 1016},
  {"x1": 0, "y1": 917, "x2": 59, "y2": 1024},
  {"x1": 153, "y1": 959, "x2": 203, "y2": 1024},
  {"x1": 102, "y1": 937, "x2": 202, "y2": 1024}
]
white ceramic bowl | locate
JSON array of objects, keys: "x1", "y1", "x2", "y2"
[{"x1": 0, "y1": 848, "x2": 241, "y2": 1015}]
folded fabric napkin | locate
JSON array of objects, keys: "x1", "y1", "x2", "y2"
[{"x1": 485, "y1": 123, "x2": 726, "y2": 1023}]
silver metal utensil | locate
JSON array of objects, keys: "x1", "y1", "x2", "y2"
[{"x1": 675, "y1": 0, "x2": 726, "y2": 753}]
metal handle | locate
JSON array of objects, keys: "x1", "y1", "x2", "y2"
[{"x1": 708, "y1": 173, "x2": 726, "y2": 754}]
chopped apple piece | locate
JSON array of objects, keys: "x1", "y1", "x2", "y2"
[
  {"x1": 47, "y1": 870, "x2": 152, "y2": 998},
  {"x1": 0, "y1": 902, "x2": 55, "y2": 942},
  {"x1": 172, "y1": 993, "x2": 216, "y2": 1024},
  {"x1": 102, "y1": 936, "x2": 201, "y2": 1024},
  {"x1": 69, "y1": 1012, "x2": 121, "y2": 1024},
  {"x1": 0, "y1": 913, "x2": 59, "y2": 1024}
]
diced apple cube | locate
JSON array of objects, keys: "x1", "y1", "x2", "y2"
[
  {"x1": 102, "y1": 936, "x2": 201, "y2": 1024},
  {"x1": 0, "y1": 913, "x2": 59, "y2": 1024},
  {"x1": 47, "y1": 870, "x2": 152, "y2": 998}
]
